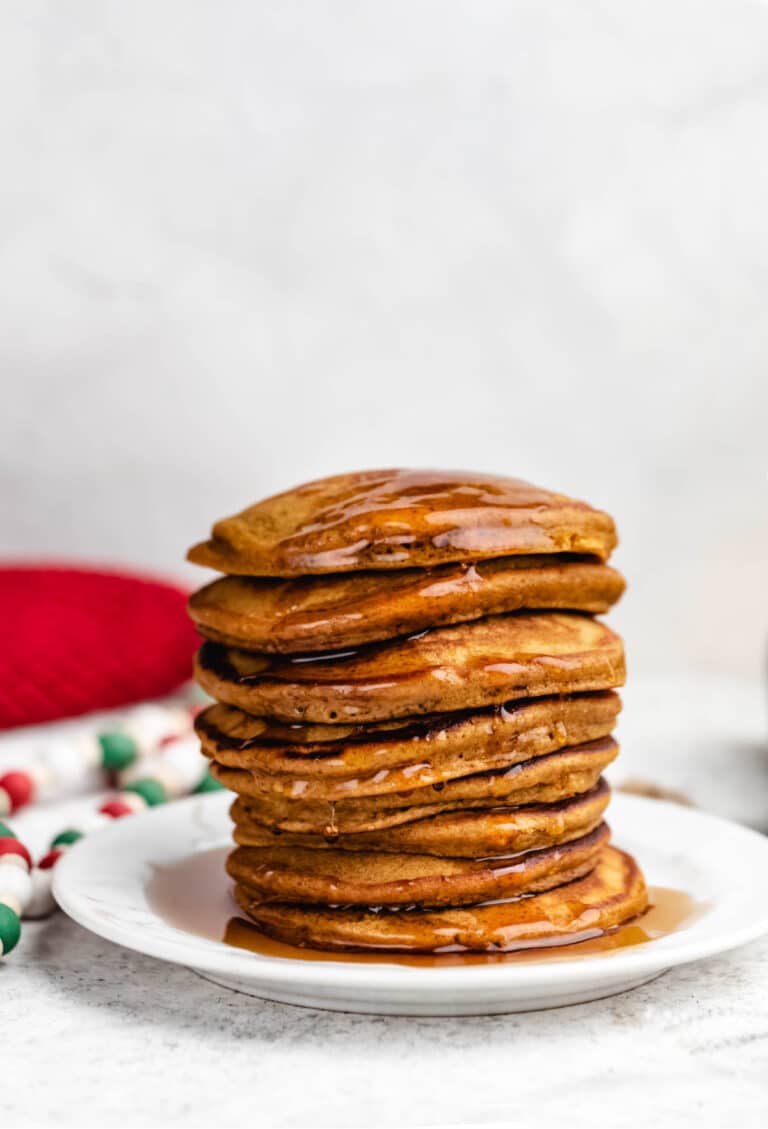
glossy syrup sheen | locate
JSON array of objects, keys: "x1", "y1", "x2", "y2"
[
  {"x1": 292, "y1": 471, "x2": 567, "y2": 533},
  {"x1": 277, "y1": 473, "x2": 576, "y2": 567},
  {"x1": 146, "y1": 846, "x2": 703, "y2": 967},
  {"x1": 278, "y1": 470, "x2": 608, "y2": 570},
  {"x1": 197, "y1": 612, "x2": 619, "y2": 689}
]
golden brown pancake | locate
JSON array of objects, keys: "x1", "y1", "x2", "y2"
[
  {"x1": 227, "y1": 822, "x2": 608, "y2": 908},
  {"x1": 217, "y1": 737, "x2": 618, "y2": 835},
  {"x1": 233, "y1": 845, "x2": 647, "y2": 952},
  {"x1": 187, "y1": 469, "x2": 617, "y2": 575},
  {"x1": 232, "y1": 780, "x2": 611, "y2": 858},
  {"x1": 196, "y1": 692, "x2": 622, "y2": 765},
  {"x1": 194, "y1": 612, "x2": 624, "y2": 723},
  {"x1": 189, "y1": 555, "x2": 625, "y2": 652},
  {"x1": 196, "y1": 693, "x2": 620, "y2": 800}
]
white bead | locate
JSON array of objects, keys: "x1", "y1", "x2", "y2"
[
  {"x1": 77, "y1": 811, "x2": 110, "y2": 834},
  {"x1": 159, "y1": 736, "x2": 207, "y2": 792},
  {"x1": 40, "y1": 731, "x2": 83, "y2": 785},
  {"x1": 165, "y1": 705, "x2": 194, "y2": 734},
  {"x1": 51, "y1": 733, "x2": 102, "y2": 776},
  {"x1": 28, "y1": 761, "x2": 53, "y2": 799},
  {"x1": 0, "y1": 893, "x2": 22, "y2": 917},
  {"x1": 23, "y1": 868, "x2": 56, "y2": 918},
  {"x1": 145, "y1": 763, "x2": 178, "y2": 799},
  {"x1": 0, "y1": 863, "x2": 33, "y2": 912},
  {"x1": 122, "y1": 704, "x2": 188, "y2": 753},
  {"x1": 79, "y1": 733, "x2": 104, "y2": 770},
  {"x1": 117, "y1": 761, "x2": 146, "y2": 787},
  {"x1": 0, "y1": 853, "x2": 29, "y2": 873},
  {"x1": 120, "y1": 792, "x2": 147, "y2": 813}
]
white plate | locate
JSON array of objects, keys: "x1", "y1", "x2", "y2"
[{"x1": 54, "y1": 792, "x2": 768, "y2": 1015}]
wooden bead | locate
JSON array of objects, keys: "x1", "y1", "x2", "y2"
[
  {"x1": 0, "y1": 903, "x2": 21, "y2": 956},
  {"x1": 123, "y1": 778, "x2": 167, "y2": 807},
  {"x1": 0, "y1": 837, "x2": 32, "y2": 870},
  {"x1": 98, "y1": 732, "x2": 137, "y2": 772},
  {"x1": 119, "y1": 791, "x2": 148, "y2": 814},
  {"x1": 23, "y1": 868, "x2": 56, "y2": 918},
  {"x1": 50, "y1": 829, "x2": 83, "y2": 849},
  {"x1": 99, "y1": 799, "x2": 135, "y2": 819},
  {"x1": 0, "y1": 772, "x2": 34, "y2": 813},
  {"x1": 38, "y1": 848, "x2": 65, "y2": 871},
  {"x1": 0, "y1": 864, "x2": 33, "y2": 915}
]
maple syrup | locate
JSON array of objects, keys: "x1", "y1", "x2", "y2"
[
  {"x1": 265, "y1": 469, "x2": 598, "y2": 572},
  {"x1": 146, "y1": 846, "x2": 704, "y2": 968}
]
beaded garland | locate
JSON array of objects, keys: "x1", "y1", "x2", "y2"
[
  {"x1": 0, "y1": 703, "x2": 194, "y2": 817},
  {"x1": 0, "y1": 759, "x2": 223, "y2": 955},
  {"x1": 0, "y1": 703, "x2": 223, "y2": 957}
]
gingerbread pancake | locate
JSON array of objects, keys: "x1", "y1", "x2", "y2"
[
  {"x1": 227, "y1": 822, "x2": 608, "y2": 909},
  {"x1": 233, "y1": 845, "x2": 647, "y2": 952},
  {"x1": 189, "y1": 555, "x2": 625, "y2": 653},
  {"x1": 196, "y1": 693, "x2": 620, "y2": 800},
  {"x1": 218, "y1": 737, "x2": 618, "y2": 835},
  {"x1": 187, "y1": 469, "x2": 617, "y2": 576},
  {"x1": 232, "y1": 780, "x2": 611, "y2": 857},
  {"x1": 194, "y1": 612, "x2": 625, "y2": 723}
]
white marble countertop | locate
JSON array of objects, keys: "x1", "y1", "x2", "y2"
[
  {"x1": 5, "y1": 916, "x2": 767, "y2": 1129},
  {"x1": 3, "y1": 674, "x2": 767, "y2": 1128}
]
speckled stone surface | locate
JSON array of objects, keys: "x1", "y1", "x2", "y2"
[{"x1": 2, "y1": 901, "x2": 766, "y2": 1127}]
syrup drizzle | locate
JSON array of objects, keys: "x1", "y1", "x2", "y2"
[{"x1": 147, "y1": 846, "x2": 704, "y2": 968}]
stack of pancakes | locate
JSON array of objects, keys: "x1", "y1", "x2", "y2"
[{"x1": 188, "y1": 470, "x2": 647, "y2": 953}]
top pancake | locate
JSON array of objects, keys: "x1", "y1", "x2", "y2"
[
  {"x1": 187, "y1": 469, "x2": 618, "y2": 576},
  {"x1": 189, "y1": 554, "x2": 624, "y2": 653}
]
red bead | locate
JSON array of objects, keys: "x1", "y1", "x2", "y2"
[
  {"x1": 0, "y1": 771, "x2": 34, "y2": 812},
  {"x1": 0, "y1": 836, "x2": 32, "y2": 869},
  {"x1": 38, "y1": 848, "x2": 64, "y2": 870},
  {"x1": 99, "y1": 799, "x2": 134, "y2": 819}
]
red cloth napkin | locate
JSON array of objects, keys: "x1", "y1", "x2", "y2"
[{"x1": 0, "y1": 564, "x2": 199, "y2": 729}]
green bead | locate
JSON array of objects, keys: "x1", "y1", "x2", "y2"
[
  {"x1": 124, "y1": 778, "x2": 167, "y2": 806},
  {"x1": 193, "y1": 770, "x2": 225, "y2": 794},
  {"x1": 98, "y1": 732, "x2": 137, "y2": 771},
  {"x1": 0, "y1": 903, "x2": 21, "y2": 956},
  {"x1": 0, "y1": 821, "x2": 16, "y2": 839},
  {"x1": 51, "y1": 829, "x2": 84, "y2": 848}
]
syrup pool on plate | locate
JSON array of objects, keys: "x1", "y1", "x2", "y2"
[{"x1": 146, "y1": 846, "x2": 704, "y2": 968}]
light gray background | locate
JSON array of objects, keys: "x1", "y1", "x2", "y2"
[{"x1": 2, "y1": 1, "x2": 767, "y2": 679}]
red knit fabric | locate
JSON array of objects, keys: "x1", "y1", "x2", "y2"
[{"x1": 0, "y1": 565, "x2": 198, "y2": 730}]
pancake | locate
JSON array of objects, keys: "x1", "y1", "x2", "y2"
[
  {"x1": 194, "y1": 612, "x2": 625, "y2": 723},
  {"x1": 232, "y1": 780, "x2": 611, "y2": 857},
  {"x1": 227, "y1": 822, "x2": 609, "y2": 909},
  {"x1": 187, "y1": 469, "x2": 617, "y2": 575},
  {"x1": 196, "y1": 692, "x2": 621, "y2": 800},
  {"x1": 233, "y1": 844, "x2": 647, "y2": 952},
  {"x1": 217, "y1": 737, "x2": 618, "y2": 835},
  {"x1": 189, "y1": 555, "x2": 625, "y2": 653}
]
